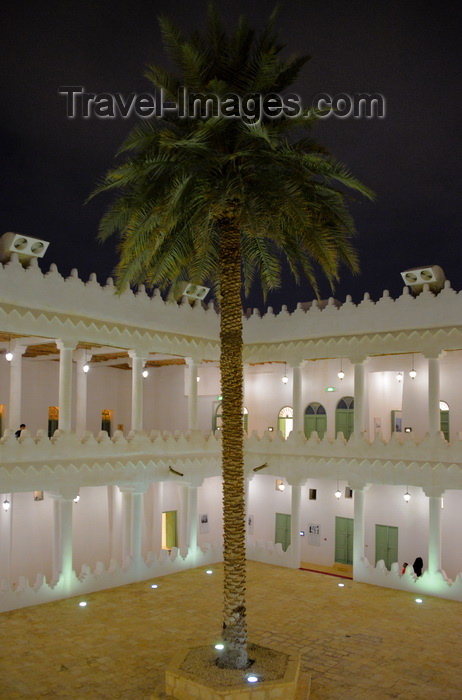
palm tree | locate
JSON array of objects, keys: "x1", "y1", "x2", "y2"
[{"x1": 93, "y1": 4, "x2": 373, "y2": 669}]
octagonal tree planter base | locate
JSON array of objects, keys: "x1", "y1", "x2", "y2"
[{"x1": 165, "y1": 642, "x2": 309, "y2": 699}]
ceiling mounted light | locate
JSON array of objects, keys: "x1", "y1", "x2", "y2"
[
  {"x1": 396, "y1": 372, "x2": 403, "y2": 382},
  {"x1": 409, "y1": 354, "x2": 416, "y2": 379},
  {"x1": 3, "y1": 498, "x2": 10, "y2": 512},
  {"x1": 83, "y1": 363, "x2": 90, "y2": 373},
  {"x1": 335, "y1": 482, "x2": 342, "y2": 499},
  {"x1": 142, "y1": 369, "x2": 149, "y2": 378},
  {"x1": 73, "y1": 494, "x2": 80, "y2": 503},
  {"x1": 404, "y1": 489, "x2": 411, "y2": 503},
  {"x1": 282, "y1": 363, "x2": 288, "y2": 384},
  {"x1": 337, "y1": 358, "x2": 345, "y2": 380}
]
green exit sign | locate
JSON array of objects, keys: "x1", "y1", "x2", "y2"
[{"x1": 326, "y1": 387, "x2": 336, "y2": 392}]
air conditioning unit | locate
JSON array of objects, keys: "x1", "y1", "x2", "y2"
[
  {"x1": 400, "y1": 265, "x2": 445, "y2": 295},
  {"x1": 180, "y1": 282, "x2": 210, "y2": 301},
  {"x1": 0, "y1": 232, "x2": 50, "y2": 266}
]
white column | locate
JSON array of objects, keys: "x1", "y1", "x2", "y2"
[
  {"x1": 289, "y1": 482, "x2": 302, "y2": 568},
  {"x1": 52, "y1": 497, "x2": 61, "y2": 582},
  {"x1": 7, "y1": 344, "x2": 27, "y2": 430},
  {"x1": 128, "y1": 350, "x2": 145, "y2": 432},
  {"x1": 353, "y1": 359, "x2": 367, "y2": 438},
  {"x1": 50, "y1": 491, "x2": 77, "y2": 589},
  {"x1": 292, "y1": 363, "x2": 304, "y2": 434},
  {"x1": 244, "y1": 478, "x2": 251, "y2": 517},
  {"x1": 427, "y1": 355, "x2": 441, "y2": 435},
  {"x1": 60, "y1": 498, "x2": 74, "y2": 590},
  {"x1": 352, "y1": 483, "x2": 371, "y2": 578},
  {"x1": 108, "y1": 485, "x2": 120, "y2": 563},
  {"x1": 74, "y1": 349, "x2": 88, "y2": 437},
  {"x1": 188, "y1": 485, "x2": 198, "y2": 550},
  {"x1": 132, "y1": 491, "x2": 144, "y2": 569},
  {"x1": 56, "y1": 340, "x2": 77, "y2": 432},
  {"x1": 120, "y1": 485, "x2": 146, "y2": 570},
  {"x1": 1, "y1": 492, "x2": 13, "y2": 581},
  {"x1": 179, "y1": 485, "x2": 189, "y2": 552},
  {"x1": 121, "y1": 489, "x2": 132, "y2": 565},
  {"x1": 186, "y1": 358, "x2": 200, "y2": 431},
  {"x1": 425, "y1": 487, "x2": 444, "y2": 574},
  {"x1": 152, "y1": 482, "x2": 163, "y2": 554}
]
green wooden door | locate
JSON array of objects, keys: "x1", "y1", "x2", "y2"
[
  {"x1": 335, "y1": 516, "x2": 354, "y2": 564},
  {"x1": 336, "y1": 397, "x2": 354, "y2": 440},
  {"x1": 275, "y1": 513, "x2": 291, "y2": 552},
  {"x1": 163, "y1": 510, "x2": 178, "y2": 549},
  {"x1": 304, "y1": 403, "x2": 327, "y2": 439},
  {"x1": 375, "y1": 524, "x2": 398, "y2": 569},
  {"x1": 440, "y1": 410, "x2": 449, "y2": 441}
]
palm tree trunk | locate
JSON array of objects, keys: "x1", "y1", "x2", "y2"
[{"x1": 216, "y1": 218, "x2": 248, "y2": 670}]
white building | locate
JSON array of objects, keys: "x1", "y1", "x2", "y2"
[{"x1": 0, "y1": 242, "x2": 461, "y2": 612}]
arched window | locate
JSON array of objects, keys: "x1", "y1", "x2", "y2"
[
  {"x1": 440, "y1": 401, "x2": 450, "y2": 441},
  {"x1": 48, "y1": 406, "x2": 59, "y2": 438},
  {"x1": 335, "y1": 396, "x2": 354, "y2": 440},
  {"x1": 304, "y1": 402, "x2": 327, "y2": 439},
  {"x1": 278, "y1": 406, "x2": 293, "y2": 439},
  {"x1": 213, "y1": 404, "x2": 249, "y2": 434}
]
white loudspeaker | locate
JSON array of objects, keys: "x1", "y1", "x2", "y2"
[
  {"x1": 400, "y1": 265, "x2": 445, "y2": 295},
  {"x1": 181, "y1": 282, "x2": 210, "y2": 301},
  {"x1": 0, "y1": 232, "x2": 50, "y2": 265}
]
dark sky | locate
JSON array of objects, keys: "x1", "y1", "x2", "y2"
[{"x1": 1, "y1": 0, "x2": 461, "y2": 310}]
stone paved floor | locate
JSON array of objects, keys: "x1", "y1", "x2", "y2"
[{"x1": 1, "y1": 561, "x2": 461, "y2": 699}]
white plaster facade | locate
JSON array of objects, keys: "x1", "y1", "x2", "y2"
[{"x1": 1, "y1": 253, "x2": 462, "y2": 611}]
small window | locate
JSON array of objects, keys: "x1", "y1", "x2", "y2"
[
  {"x1": 345, "y1": 487, "x2": 353, "y2": 499},
  {"x1": 309, "y1": 488, "x2": 317, "y2": 500}
]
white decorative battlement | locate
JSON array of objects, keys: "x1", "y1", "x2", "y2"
[
  {"x1": 0, "y1": 255, "x2": 220, "y2": 355},
  {"x1": 0, "y1": 543, "x2": 223, "y2": 613},
  {"x1": 1, "y1": 257, "x2": 462, "y2": 364},
  {"x1": 1, "y1": 428, "x2": 462, "y2": 494},
  {"x1": 243, "y1": 282, "x2": 462, "y2": 361}
]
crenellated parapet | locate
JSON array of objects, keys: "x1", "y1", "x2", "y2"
[
  {"x1": 1, "y1": 257, "x2": 462, "y2": 362},
  {"x1": 0, "y1": 255, "x2": 220, "y2": 358},
  {"x1": 1, "y1": 428, "x2": 462, "y2": 494},
  {"x1": 243, "y1": 283, "x2": 462, "y2": 362}
]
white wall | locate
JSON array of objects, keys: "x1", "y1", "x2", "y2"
[
  {"x1": 197, "y1": 476, "x2": 223, "y2": 546},
  {"x1": 73, "y1": 486, "x2": 111, "y2": 573},
  {"x1": 6, "y1": 492, "x2": 53, "y2": 583}
]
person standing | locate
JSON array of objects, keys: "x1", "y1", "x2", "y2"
[{"x1": 15, "y1": 423, "x2": 25, "y2": 438}]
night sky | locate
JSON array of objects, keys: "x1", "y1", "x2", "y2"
[{"x1": 1, "y1": 0, "x2": 461, "y2": 311}]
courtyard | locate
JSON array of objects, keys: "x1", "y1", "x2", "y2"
[{"x1": 2, "y1": 561, "x2": 461, "y2": 698}]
